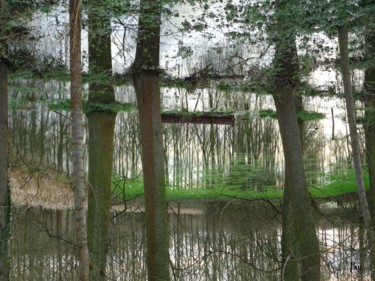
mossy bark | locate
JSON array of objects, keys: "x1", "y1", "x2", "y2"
[
  {"x1": 87, "y1": 0, "x2": 117, "y2": 280},
  {"x1": 87, "y1": 0, "x2": 115, "y2": 104}
]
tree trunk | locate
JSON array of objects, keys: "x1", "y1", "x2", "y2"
[
  {"x1": 0, "y1": 1, "x2": 12, "y2": 278},
  {"x1": 363, "y1": 17, "x2": 375, "y2": 228},
  {"x1": 338, "y1": 26, "x2": 375, "y2": 279},
  {"x1": 274, "y1": 88, "x2": 321, "y2": 281},
  {"x1": 87, "y1": 112, "x2": 116, "y2": 281},
  {"x1": 87, "y1": 0, "x2": 115, "y2": 104},
  {"x1": 0, "y1": 59, "x2": 11, "y2": 281},
  {"x1": 69, "y1": 0, "x2": 89, "y2": 280},
  {"x1": 272, "y1": 1, "x2": 320, "y2": 279},
  {"x1": 133, "y1": 0, "x2": 170, "y2": 280},
  {"x1": 295, "y1": 94, "x2": 305, "y2": 149},
  {"x1": 86, "y1": 1, "x2": 117, "y2": 280},
  {"x1": 364, "y1": 79, "x2": 375, "y2": 222}
]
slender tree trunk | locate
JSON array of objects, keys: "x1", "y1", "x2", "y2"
[
  {"x1": 133, "y1": 1, "x2": 170, "y2": 280},
  {"x1": 364, "y1": 78, "x2": 375, "y2": 222},
  {"x1": 272, "y1": 2, "x2": 320, "y2": 279},
  {"x1": 0, "y1": 1, "x2": 11, "y2": 279},
  {"x1": 0, "y1": 59, "x2": 11, "y2": 281},
  {"x1": 338, "y1": 26, "x2": 375, "y2": 279},
  {"x1": 363, "y1": 16, "x2": 375, "y2": 227},
  {"x1": 69, "y1": 0, "x2": 89, "y2": 280}
]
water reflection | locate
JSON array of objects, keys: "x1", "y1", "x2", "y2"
[
  {"x1": 9, "y1": 81, "x2": 354, "y2": 192},
  {"x1": 10, "y1": 200, "x2": 370, "y2": 280},
  {"x1": 8, "y1": 80, "x2": 362, "y2": 281}
]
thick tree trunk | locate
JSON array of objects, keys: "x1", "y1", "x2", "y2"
[
  {"x1": 134, "y1": 72, "x2": 169, "y2": 281},
  {"x1": 88, "y1": 0, "x2": 115, "y2": 104},
  {"x1": 338, "y1": 26, "x2": 375, "y2": 279},
  {"x1": 87, "y1": 112, "x2": 116, "y2": 281},
  {"x1": 274, "y1": 89, "x2": 321, "y2": 281},
  {"x1": 133, "y1": 0, "x2": 170, "y2": 280},
  {"x1": 69, "y1": 0, "x2": 89, "y2": 280},
  {"x1": 272, "y1": 1, "x2": 320, "y2": 279},
  {"x1": 0, "y1": 60, "x2": 11, "y2": 281},
  {"x1": 280, "y1": 196, "x2": 299, "y2": 280},
  {"x1": 86, "y1": 1, "x2": 116, "y2": 280}
]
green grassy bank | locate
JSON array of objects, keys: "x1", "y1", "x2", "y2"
[{"x1": 112, "y1": 169, "x2": 369, "y2": 202}]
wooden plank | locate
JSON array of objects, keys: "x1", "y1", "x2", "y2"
[{"x1": 161, "y1": 112, "x2": 235, "y2": 125}]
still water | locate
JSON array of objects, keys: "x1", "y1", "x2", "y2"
[
  {"x1": 11, "y1": 199, "x2": 368, "y2": 280},
  {"x1": 8, "y1": 80, "x2": 366, "y2": 280}
]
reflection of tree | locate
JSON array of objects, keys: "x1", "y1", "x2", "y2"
[
  {"x1": 167, "y1": 201, "x2": 282, "y2": 280},
  {"x1": 113, "y1": 113, "x2": 141, "y2": 179},
  {"x1": 228, "y1": 113, "x2": 280, "y2": 191},
  {"x1": 6, "y1": 200, "x2": 373, "y2": 280},
  {"x1": 9, "y1": 81, "x2": 72, "y2": 174},
  {"x1": 303, "y1": 121, "x2": 325, "y2": 186}
]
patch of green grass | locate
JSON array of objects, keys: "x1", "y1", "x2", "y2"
[
  {"x1": 111, "y1": 169, "x2": 368, "y2": 201},
  {"x1": 259, "y1": 109, "x2": 325, "y2": 121},
  {"x1": 111, "y1": 175, "x2": 284, "y2": 201},
  {"x1": 49, "y1": 99, "x2": 71, "y2": 111},
  {"x1": 169, "y1": 185, "x2": 284, "y2": 200},
  {"x1": 111, "y1": 176, "x2": 144, "y2": 200},
  {"x1": 162, "y1": 109, "x2": 233, "y2": 118},
  {"x1": 216, "y1": 81, "x2": 271, "y2": 95},
  {"x1": 309, "y1": 169, "x2": 369, "y2": 198},
  {"x1": 259, "y1": 109, "x2": 278, "y2": 119},
  {"x1": 49, "y1": 99, "x2": 135, "y2": 113},
  {"x1": 9, "y1": 97, "x2": 37, "y2": 109},
  {"x1": 161, "y1": 79, "x2": 196, "y2": 90},
  {"x1": 84, "y1": 101, "x2": 135, "y2": 114},
  {"x1": 297, "y1": 111, "x2": 325, "y2": 121}
]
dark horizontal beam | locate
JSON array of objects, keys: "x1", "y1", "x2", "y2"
[{"x1": 161, "y1": 112, "x2": 235, "y2": 125}]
